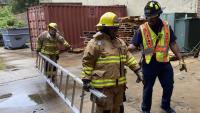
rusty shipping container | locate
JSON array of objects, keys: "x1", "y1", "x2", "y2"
[{"x1": 27, "y1": 4, "x2": 127, "y2": 50}]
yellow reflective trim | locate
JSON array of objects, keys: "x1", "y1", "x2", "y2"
[
  {"x1": 98, "y1": 58, "x2": 119, "y2": 61},
  {"x1": 41, "y1": 50, "x2": 59, "y2": 55},
  {"x1": 81, "y1": 71, "x2": 92, "y2": 75},
  {"x1": 128, "y1": 60, "x2": 137, "y2": 67},
  {"x1": 83, "y1": 67, "x2": 93, "y2": 71},
  {"x1": 92, "y1": 79, "x2": 115, "y2": 83},
  {"x1": 97, "y1": 55, "x2": 126, "y2": 64},
  {"x1": 149, "y1": 2, "x2": 154, "y2": 7},
  {"x1": 45, "y1": 44, "x2": 56, "y2": 46},
  {"x1": 81, "y1": 74, "x2": 86, "y2": 78},
  {"x1": 91, "y1": 77, "x2": 126, "y2": 88},
  {"x1": 118, "y1": 80, "x2": 127, "y2": 85},
  {"x1": 81, "y1": 71, "x2": 86, "y2": 75},
  {"x1": 97, "y1": 55, "x2": 126, "y2": 60},
  {"x1": 157, "y1": 3, "x2": 161, "y2": 7},
  {"x1": 90, "y1": 83, "x2": 116, "y2": 88},
  {"x1": 84, "y1": 71, "x2": 92, "y2": 74},
  {"x1": 64, "y1": 41, "x2": 69, "y2": 46},
  {"x1": 127, "y1": 57, "x2": 137, "y2": 66},
  {"x1": 155, "y1": 4, "x2": 159, "y2": 10},
  {"x1": 96, "y1": 60, "x2": 126, "y2": 64},
  {"x1": 119, "y1": 76, "x2": 126, "y2": 81}
]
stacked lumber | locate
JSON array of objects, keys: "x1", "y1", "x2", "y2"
[
  {"x1": 81, "y1": 16, "x2": 146, "y2": 46},
  {"x1": 118, "y1": 16, "x2": 146, "y2": 44}
]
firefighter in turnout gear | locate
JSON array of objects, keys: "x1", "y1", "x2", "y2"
[
  {"x1": 36, "y1": 23, "x2": 71, "y2": 82},
  {"x1": 81, "y1": 12, "x2": 143, "y2": 113},
  {"x1": 129, "y1": 1, "x2": 187, "y2": 113}
]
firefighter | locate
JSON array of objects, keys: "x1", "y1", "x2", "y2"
[
  {"x1": 81, "y1": 12, "x2": 143, "y2": 113},
  {"x1": 129, "y1": 1, "x2": 187, "y2": 113},
  {"x1": 36, "y1": 23, "x2": 71, "y2": 82}
]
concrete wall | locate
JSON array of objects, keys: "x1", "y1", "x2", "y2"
[
  {"x1": 198, "y1": 0, "x2": 200, "y2": 17},
  {"x1": 40, "y1": 0, "x2": 198, "y2": 16}
]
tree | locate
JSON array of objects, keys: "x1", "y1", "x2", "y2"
[
  {"x1": 0, "y1": 6, "x2": 25, "y2": 28},
  {"x1": 10, "y1": 0, "x2": 39, "y2": 14}
]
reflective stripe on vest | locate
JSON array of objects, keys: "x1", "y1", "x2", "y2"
[
  {"x1": 141, "y1": 21, "x2": 170, "y2": 64},
  {"x1": 90, "y1": 76, "x2": 126, "y2": 88}
]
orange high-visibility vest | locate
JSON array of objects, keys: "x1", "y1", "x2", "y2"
[{"x1": 140, "y1": 21, "x2": 170, "y2": 64}]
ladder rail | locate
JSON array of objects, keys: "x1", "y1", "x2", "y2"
[{"x1": 36, "y1": 53, "x2": 106, "y2": 113}]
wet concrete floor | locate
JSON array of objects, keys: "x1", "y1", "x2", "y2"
[
  {"x1": 0, "y1": 48, "x2": 71, "y2": 113},
  {"x1": 0, "y1": 76, "x2": 71, "y2": 113}
]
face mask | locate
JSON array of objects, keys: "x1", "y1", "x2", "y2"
[{"x1": 49, "y1": 28, "x2": 57, "y2": 37}]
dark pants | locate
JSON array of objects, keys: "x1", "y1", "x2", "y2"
[
  {"x1": 44, "y1": 55, "x2": 58, "y2": 77},
  {"x1": 141, "y1": 57, "x2": 174, "y2": 111}
]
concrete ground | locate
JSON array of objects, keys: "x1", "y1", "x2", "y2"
[
  {"x1": 0, "y1": 47, "x2": 200, "y2": 113},
  {"x1": 0, "y1": 48, "x2": 71, "y2": 113}
]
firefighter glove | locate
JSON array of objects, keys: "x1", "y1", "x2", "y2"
[
  {"x1": 179, "y1": 59, "x2": 187, "y2": 72},
  {"x1": 135, "y1": 68, "x2": 144, "y2": 84},
  {"x1": 82, "y1": 79, "x2": 91, "y2": 92}
]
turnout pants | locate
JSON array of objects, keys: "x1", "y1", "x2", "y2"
[
  {"x1": 92, "y1": 85, "x2": 125, "y2": 113},
  {"x1": 44, "y1": 54, "x2": 58, "y2": 78}
]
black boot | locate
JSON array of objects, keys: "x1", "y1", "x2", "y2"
[
  {"x1": 161, "y1": 107, "x2": 176, "y2": 113},
  {"x1": 141, "y1": 111, "x2": 150, "y2": 113}
]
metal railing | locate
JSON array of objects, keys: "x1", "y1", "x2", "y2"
[{"x1": 36, "y1": 53, "x2": 106, "y2": 113}]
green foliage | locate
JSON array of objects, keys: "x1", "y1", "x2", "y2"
[
  {"x1": 0, "y1": 6, "x2": 25, "y2": 28},
  {"x1": 10, "y1": 0, "x2": 39, "y2": 14}
]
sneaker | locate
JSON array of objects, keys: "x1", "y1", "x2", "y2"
[{"x1": 161, "y1": 107, "x2": 176, "y2": 113}]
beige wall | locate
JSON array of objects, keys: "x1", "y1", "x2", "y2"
[
  {"x1": 198, "y1": 0, "x2": 200, "y2": 17},
  {"x1": 40, "y1": 0, "x2": 198, "y2": 16}
]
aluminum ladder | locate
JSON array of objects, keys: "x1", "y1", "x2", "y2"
[{"x1": 36, "y1": 53, "x2": 106, "y2": 113}]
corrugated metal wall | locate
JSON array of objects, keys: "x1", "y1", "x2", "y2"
[{"x1": 28, "y1": 4, "x2": 127, "y2": 50}]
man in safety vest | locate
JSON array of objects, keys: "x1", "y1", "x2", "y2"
[
  {"x1": 36, "y1": 23, "x2": 71, "y2": 82},
  {"x1": 129, "y1": 1, "x2": 187, "y2": 113},
  {"x1": 81, "y1": 12, "x2": 143, "y2": 113}
]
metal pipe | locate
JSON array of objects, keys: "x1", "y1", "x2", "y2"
[
  {"x1": 71, "y1": 80, "x2": 76, "y2": 106},
  {"x1": 65, "y1": 75, "x2": 69, "y2": 98},
  {"x1": 79, "y1": 89, "x2": 85, "y2": 113},
  {"x1": 59, "y1": 71, "x2": 63, "y2": 92},
  {"x1": 91, "y1": 101, "x2": 95, "y2": 113},
  {"x1": 38, "y1": 55, "x2": 41, "y2": 71}
]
